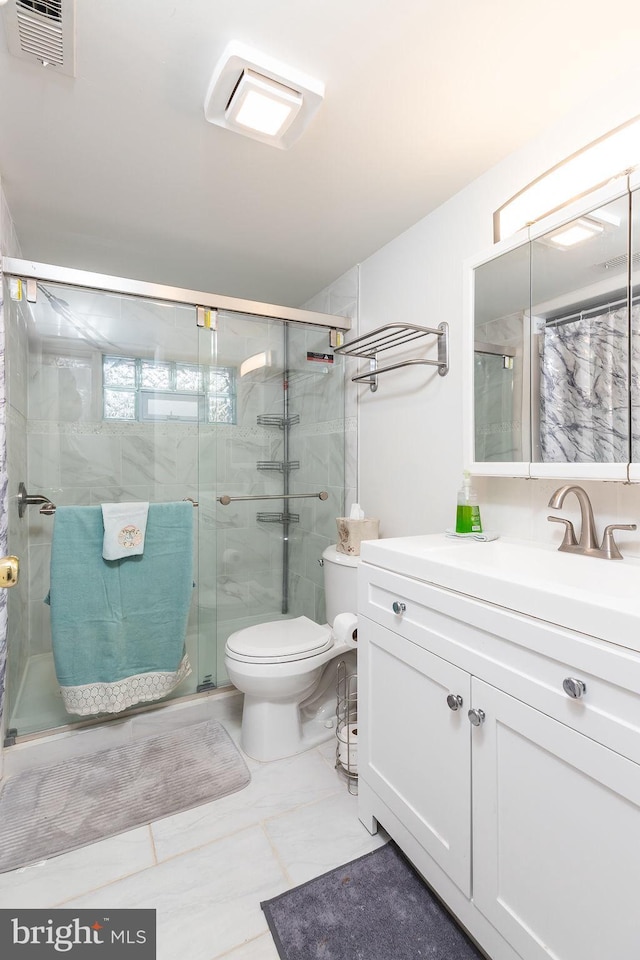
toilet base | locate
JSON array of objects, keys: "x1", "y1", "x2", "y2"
[
  {"x1": 240, "y1": 694, "x2": 337, "y2": 762},
  {"x1": 238, "y1": 651, "x2": 357, "y2": 762}
]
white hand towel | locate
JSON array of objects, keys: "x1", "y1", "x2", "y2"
[{"x1": 102, "y1": 502, "x2": 150, "y2": 560}]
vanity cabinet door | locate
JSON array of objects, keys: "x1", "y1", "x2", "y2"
[
  {"x1": 359, "y1": 616, "x2": 472, "y2": 896},
  {"x1": 471, "y1": 679, "x2": 640, "y2": 960}
]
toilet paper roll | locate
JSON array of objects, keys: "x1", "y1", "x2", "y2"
[
  {"x1": 337, "y1": 721, "x2": 358, "y2": 744},
  {"x1": 337, "y1": 722, "x2": 358, "y2": 772},
  {"x1": 333, "y1": 612, "x2": 358, "y2": 648}
]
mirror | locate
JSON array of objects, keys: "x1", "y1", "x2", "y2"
[
  {"x1": 473, "y1": 243, "x2": 530, "y2": 463},
  {"x1": 472, "y1": 190, "x2": 632, "y2": 473},
  {"x1": 531, "y1": 194, "x2": 629, "y2": 465},
  {"x1": 631, "y1": 187, "x2": 640, "y2": 464}
]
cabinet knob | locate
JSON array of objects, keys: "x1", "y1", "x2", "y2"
[
  {"x1": 562, "y1": 677, "x2": 587, "y2": 699},
  {"x1": 468, "y1": 708, "x2": 486, "y2": 727},
  {"x1": 447, "y1": 694, "x2": 463, "y2": 711},
  {"x1": 392, "y1": 601, "x2": 406, "y2": 615}
]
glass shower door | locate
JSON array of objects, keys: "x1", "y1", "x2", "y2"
[
  {"x1": 211, "y1": 312, "x2": 345, "y2": 685},
  {"x1": 2, "y1": 272, "x2": 346, "y2": 734},
  {"x1": 4, "y1": 277, "x2": 210, "y2": 735},
  {"x1": 474, "y1": 350, "x2": 518, "y2": 462}
]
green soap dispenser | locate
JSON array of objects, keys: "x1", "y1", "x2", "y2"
[{"x1": 455, "y1": 470, "x2": 483, "y2": 534}]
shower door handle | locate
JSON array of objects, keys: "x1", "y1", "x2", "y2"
[{"x1": 0, "y1": 556, "x2": 19, "y2": 588}]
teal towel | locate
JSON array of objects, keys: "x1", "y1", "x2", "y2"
[{"x1": 48, "y1": 502, "x2": 194, "y2": 715}]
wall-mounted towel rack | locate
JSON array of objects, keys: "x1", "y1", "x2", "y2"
[
  {"x1": 17, "y1": 483, "x2": 56, "y2": 518},
  {"x1": 217, "y1": 491, "x2": 328, "y2": 505},
  {"x1": 335, "y1": 321, "x2": 449, "y2": 392},
  {"x1": 17, "y1": 483, "x2": 199, "y2": 518}
]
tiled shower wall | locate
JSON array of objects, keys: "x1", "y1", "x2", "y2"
[
  {"x1": 286, "y1": 325, "x2": 349, "y2": 625},
  {"x1": 302, "y1": 266, "x2": 359, "y2": 493}
]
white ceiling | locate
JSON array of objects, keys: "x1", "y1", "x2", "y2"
[{"x1": 2, "y1": 0, "x2": 640, "y2": 308}]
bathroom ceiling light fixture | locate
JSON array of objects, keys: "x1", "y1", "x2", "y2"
[
  {"x1": 204, "y1": 41, "x2": 324, "y2": 149},
  {"x1": 226, "y1": 70, "x2": 302, "y2": 138},
  {"x1": 494, "y1": 113, "x2": 640, "y2": 242},
  {"x1": 545, "y1": 217, "x2": 604, "y2": 249}
]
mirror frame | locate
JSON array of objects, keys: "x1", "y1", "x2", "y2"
[{"x1": 464, "y1": 177, "x2": 633, "y2": 480}]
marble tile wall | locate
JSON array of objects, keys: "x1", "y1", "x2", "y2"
[{"x1": 299, "y1": 267, "x2": 359, "y2": 621}]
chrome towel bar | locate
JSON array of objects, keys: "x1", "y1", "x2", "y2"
[
  {"x1": 335, "y1": 321, "x2": 449, "y2": 391},
  {"x1": 17, "y1": 483, "x2": 199, "y2": 518},
  {"x1": 217, "y1": 491, "x2": 328, "y2": 505},
  {"x1": 17, "y1": 483, "x2": 55, "y2": 518}
]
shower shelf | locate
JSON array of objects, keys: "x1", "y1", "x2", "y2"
[
  {"x1": 257, "y1": 461, "x2": 300, "y2": 472},
  {"x1": 257, "y1": 512, "x2": 300, "y2": 524},
  {"x1": 256, "y1": 414, "x2": 300, "y2": 428},
  {"x1": 334, "y1": 321, "x2": 449, "y2": 392}
]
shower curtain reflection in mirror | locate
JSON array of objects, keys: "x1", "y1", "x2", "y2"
[{"x1": 538, "y1": 306, "x2": 631, "y2": 462}]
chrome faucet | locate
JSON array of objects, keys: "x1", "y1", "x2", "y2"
[{"x1": 547, "y1": 485, "x2": 637, "y2": 560}]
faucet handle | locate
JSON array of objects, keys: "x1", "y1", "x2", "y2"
[
  {"x1": 600, "y1": 523, "x2": 637, "y2": 560},
  {"x1": 547, "y1": 515, "x2": 578, "y2": 549}
]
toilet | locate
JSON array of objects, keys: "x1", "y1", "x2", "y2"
[{"x1": 224, "y1": 545, "x2": 359, "y2": 761}]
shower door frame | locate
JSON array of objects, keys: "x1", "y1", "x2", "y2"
[
  {"x1": 2, "y1": 259, "x2": 349, "y2": 330},
  {"x1": 1, "y1": 257, "x2": 351, "y2": 739}
]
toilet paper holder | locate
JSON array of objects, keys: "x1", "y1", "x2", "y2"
[{"x1": 335, "y1": 659, "x2": 358, "y2": 794}]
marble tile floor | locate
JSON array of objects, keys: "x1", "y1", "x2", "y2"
[{"x1": 0, "y1": 695, "x2": 387, "y2": 960}]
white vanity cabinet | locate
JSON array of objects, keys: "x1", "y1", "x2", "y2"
[{"x1": 358, "y1": 559, "x2": 640, "y2": 960}]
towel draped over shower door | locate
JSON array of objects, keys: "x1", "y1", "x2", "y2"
[{"x1": 48, "y1": 502, "x2": 194, "y2": 716}]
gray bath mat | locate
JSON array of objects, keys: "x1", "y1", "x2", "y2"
[
  {"x1": 0, "y1": 719, "x2": 250, "y2": 873},
  {"x1": 261, "y1": 841, "x2": 484, "y2": 960}
]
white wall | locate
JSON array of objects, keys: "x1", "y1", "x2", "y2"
[{"x1": 353, "y1": 64, "x2": 640, "y2": 557}]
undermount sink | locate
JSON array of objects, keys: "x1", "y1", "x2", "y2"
[{"x1": 360, "y1": 534, "x2": 640, "y2": 651}]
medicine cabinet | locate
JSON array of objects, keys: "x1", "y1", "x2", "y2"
[{"x1": 465, "y1": 173, "x2": 640, "y2": 479}]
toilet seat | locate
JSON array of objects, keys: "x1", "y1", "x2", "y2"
[{"x1": 225, "y1": 616, "x2": 333, "y2": 664}]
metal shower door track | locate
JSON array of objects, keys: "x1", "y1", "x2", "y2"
[{"x1": 2, "y1": 258, "x2": 352, "y2": 330}]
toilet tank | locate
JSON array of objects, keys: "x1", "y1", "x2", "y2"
[{"x1": 322, "y1": 545, "x2": 359, "y2": 625}]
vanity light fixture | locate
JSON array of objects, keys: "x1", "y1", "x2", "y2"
[
  {"x1": 204, "y1": 41, "x2": 324, "y2": 149},
  {"x1": 494, "y1": 113, "x2": 640, "y2": 242},
  {"x1": 545, "y1": 217, "x2": 603, "y2": 249}
]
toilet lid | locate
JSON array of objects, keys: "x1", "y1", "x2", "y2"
[{"x1": 226, "y1": 616, "x2": 332, "y2": 663}]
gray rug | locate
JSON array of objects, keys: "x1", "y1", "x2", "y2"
[
  {"x1": 261, "y1": 842, "x2": 485, "y2": 960},
  {"x1": 0, "y1": 719, "x2": 250, "y2": 873}
]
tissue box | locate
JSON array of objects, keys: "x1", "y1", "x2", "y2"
[{"x1": 336, "y1": 517, "x2": 380, "y2": 556}]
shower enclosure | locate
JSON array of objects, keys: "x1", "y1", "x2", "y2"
[{"x1": 2, "y1": 262, "x2": 348, "y2": 739}]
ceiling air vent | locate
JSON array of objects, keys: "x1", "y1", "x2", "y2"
[
  {"x1": 2, "y1": 0, "x2": 76, "y2": 77},
  {"x1": 602, "y1": 252, "x2": 640, "y2": 270}
]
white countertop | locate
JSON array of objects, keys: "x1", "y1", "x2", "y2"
[{"x1": 360, "y1": 534, "x2": 640, "y2": 652}]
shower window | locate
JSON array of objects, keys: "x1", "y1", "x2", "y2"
[{"x1": 102, "y1": 355, "x2": 237, "y2": 423}]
